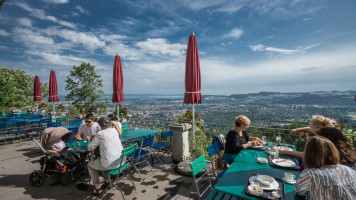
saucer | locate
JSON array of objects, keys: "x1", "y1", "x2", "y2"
[{"x1": 283, "y1": 177, "x2": 296, "y2": 184}]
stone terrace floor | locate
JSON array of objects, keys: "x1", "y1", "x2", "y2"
[{"x1": 0, "y1": 140, "x2": 213, "y2": 200}]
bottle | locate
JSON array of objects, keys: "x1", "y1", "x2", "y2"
[{"x1": 87, "y1": 136, "x2": 90, "y2": 141}]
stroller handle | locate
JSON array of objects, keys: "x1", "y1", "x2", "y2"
[{"x1": 26, "y1": 133, "x2": 47, "y2": 154}]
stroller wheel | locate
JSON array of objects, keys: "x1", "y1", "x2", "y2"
[
  {"x1": 61, "y1": 174, "x2": 72, "y2": 186},
  {"x1": 29, "y1": 170, "x2": 46, "y2": 187}
]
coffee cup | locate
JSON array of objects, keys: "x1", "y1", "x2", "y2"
[{"x1": 284, "y1": 172, "x2": 295, "y2": 182}]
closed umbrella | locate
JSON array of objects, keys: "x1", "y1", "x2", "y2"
[
  {"x1": 33, "y1": 75, "x2": 42, "y2": 110},
  {"x1": 48, "y1": 70, "x2": 59, "y2": 114},
  {"x1": 184, "y1": 32, "x2": 202, "y2": 158},
  {"x1": 112, "y1": 54, "x2": 124, "y2": 120}
]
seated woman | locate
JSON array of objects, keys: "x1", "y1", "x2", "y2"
[
  {"x1": 107, "y1": 114, "x2": 122, "y2": 135},
  {"x1": 223, "y1": 115, "x2": 262, "y2": 163},
  {"x1": 295, "y1": 136, "x2": 356, "y2": 200},
  {"x1": 87, "y1": 116, "x2": 124, "y2": 196},
  {"x1": 317, "y1": 127, "x2": 356, "y2": 170},
  {"x1": 280, "y1": 115, "x2": 335, "y2": 158}
]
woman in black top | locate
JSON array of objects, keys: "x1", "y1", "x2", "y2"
[{"x1": 223, "y1": 115, "x2": 262, "y2": 163}]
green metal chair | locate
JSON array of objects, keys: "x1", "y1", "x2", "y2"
[
  {"x1": 190, "y1": 154, "x2": 213, "y2": 200},
  {"x1": 99, "y1": 143, "x2": 137, "y2": 200},
  {"x1": 121, "y1": 124, "x2": 130, "y2": 132}
]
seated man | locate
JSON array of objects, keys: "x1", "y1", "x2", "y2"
[{"x1": 75, "y1": 113, "x2": 101, "y2": 140}]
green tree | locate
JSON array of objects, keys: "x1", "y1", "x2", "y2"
[
  {"x1": 0, "y1": 67, "x2": 32, "y2": 112},
  {"x1": 65, "y1": 62, "x2": 104, "y2": 112}
]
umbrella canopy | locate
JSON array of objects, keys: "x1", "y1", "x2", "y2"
[
  {"x1": 112, "y1": 54, "x2": 124, "y2": 103},
  {"x1": 184, "y1": 33, "x2": 202, "y2": 104},
  {"x1": 33, "y1": 75, "x2": 42, "y2": 102},
  {"x1": 183, "y1": 32, "x2": 202, "y2": 159},
  {"x1": 48, "y1": 70, "x2": 60, "y2": 102}
]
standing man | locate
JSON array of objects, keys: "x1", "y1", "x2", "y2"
[{"x1": 75, "y1": 113, "x2": 101, "y2": 140}]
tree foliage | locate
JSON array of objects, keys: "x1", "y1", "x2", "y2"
[
  {"x1": 0, "y1": 67, "x2": 33, "y2": 111},
  {"x1": 65, "y1": 62, "x2": 104, "y2": 112}
]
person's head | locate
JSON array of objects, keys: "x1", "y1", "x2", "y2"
[
  {"x1": 84, "y1": 113, "x2": 95, "y2": 127},
  {"x1": 235, "y1": 115, "x2": 251, "y2": 129},
  {"x1": 317, "y1": 127, "x2": 356, "y2": 164},
  {"x1": 309, "y1": 115, "x2": 334, "y2": 134},
  {"x1": 303, "y1": 136, "x2": 339, "y2": 169},
  {"x1": 107, "y1": 114, "x2": 117, "y2": 121},
  {"x1": 97, "y1": 116, "x2": 113, "y2": 130}
]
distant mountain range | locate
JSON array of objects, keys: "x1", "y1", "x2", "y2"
[{"x1": 57, "y1": 90, "x2": 356, "y2": 105}]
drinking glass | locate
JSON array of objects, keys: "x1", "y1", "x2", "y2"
[
  {"x1": 262, "y1": 136, "x2": 267, "y2": 145},
  {"x1": 276, "y1": 136, "x2": 281, "y2": 145}
]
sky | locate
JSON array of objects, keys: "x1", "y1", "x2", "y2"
[{"x1": 0, "y1": 0, "x2": 356, "y2": 96}]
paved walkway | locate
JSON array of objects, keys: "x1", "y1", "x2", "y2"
[{"x1": 0, "y1": 140, "x2": 211, "y2": 200}]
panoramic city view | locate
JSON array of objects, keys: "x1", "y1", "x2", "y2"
[{"x1": 1, "y1": 0, "x2": 356, "y2": 200}]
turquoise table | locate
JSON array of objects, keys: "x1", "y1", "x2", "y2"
[
  {"x1": 66, "y1": 129, "x2": 162, "y2": 152},
  {"x1": 214, "y1": 161, "x2": 301, "y2": 200},
  {"x1": 120, "y1": 129, "x2": 161, "y2": 143}
]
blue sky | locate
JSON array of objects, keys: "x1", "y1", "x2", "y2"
[{"x1": 0, "y1": 0, "x2": 356, "y2": 95}]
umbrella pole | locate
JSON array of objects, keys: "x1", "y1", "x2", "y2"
[
  {"x1": 192, "y1": 104, "x2": 195, "y2": 159},
  {"x1": 116, "y1": 103, "x2": 119, "y2": 121}
]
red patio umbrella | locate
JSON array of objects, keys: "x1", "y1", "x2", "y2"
[
  {"x1": 48, "y1": 70, "x2": 59, "y2": 113},
  {"x1": 112, "y1": 54, "x2": 124, "y2": 119},
  {"x1": 184, "y1": 32, "x2": 202, "y2": 158},
  {"x1": 34, "y1": 75, "x2": 42, "y2": 102},
  {"x1": 33, "y1": 75, "x2": 42, "y2": 110}
]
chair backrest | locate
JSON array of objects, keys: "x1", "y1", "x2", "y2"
[
  {"x1": 0, "y1": 122, "x2": 7, "y2": 129},
  {"x1": 161, "y1": 130, "x2": 173, "y2": 139},
  {"x1": 122, "y1": 143, "x2": 137, "y2": 158},
  {"x1": 122, "y1": 124, "x2": 130, "y2": 132},
  {"x1": 47, "y1": 121, "x2": 62, "y2": 127},
  {"x1": 206, "y1": 142, "x2": 220, "y2": 158},
  {"x1": 69, "y1": 119, "x2": 82, "y2": 126},
  {"x1": 41, "y1": 118, "x2": 52, "y2": 124},
  {"x1": 140, "y1": 135, "x2": 155, "y2": 148},
  {"x1": 191, "y1": 154, "x2": 208, "y2": 177},
  {"x1": 28, "y1": 115, "x2": 40, "y2": 120},
  {"x1": 14, "y1": 121, "x2": 27, "y2": 126}
]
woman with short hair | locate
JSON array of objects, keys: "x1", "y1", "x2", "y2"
[
  {"x1": 223, "y1": 115, "x2": 262, "y2": 163},
  {"x1": 295, "y1": 136, "x2": 356, "y2": 200},
  {"x1": 87, "y1": 116, "x2": 124, "y2": 196}
]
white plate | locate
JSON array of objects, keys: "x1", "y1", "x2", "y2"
[
  {"x1": 251, "y1": 144, "x2": 263, "y2": 148},
  {"x1": 283, "y1": 177, "x2": 296, "y2": 184},
  {"x1": 249, "y1": 175, "x2": 279, "y2": 190},
  {"x1": 272, "y1": 158, "x2": 297, "y2": 167},
  {"x1": 272, "y1": 145, "x2": 293, "y2": 151},
  {"x1": 257, "y1": 157, "x2": 268, "y2": 164}
]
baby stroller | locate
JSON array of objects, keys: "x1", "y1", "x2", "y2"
[{"x1": 29, "y1": 127, "x2": 85, "y2": 186}]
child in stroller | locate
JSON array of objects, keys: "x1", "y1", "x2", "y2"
[{"x1": 29, "y1": 127, "x2": 85, "y2": 186}]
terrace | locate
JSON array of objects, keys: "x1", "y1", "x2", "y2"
[{"x1": 0, "y1": 115, "x2": 355, "y2": 200}]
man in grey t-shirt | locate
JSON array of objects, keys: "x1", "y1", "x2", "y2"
[{"x1": 75, "y1": 113, "x2": 101, "y2": 140}]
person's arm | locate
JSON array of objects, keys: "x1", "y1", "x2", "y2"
[
  {"x1": 87, "y1": 132, "x2": 100, "y2": 152},
  {"x1": 112, "y1": 121, "x2": 122, "y2": 135},
  {"x1": 75, "y1": 125, "x2": 84, "y2": 140},
  {"x1": 279, "y1": 149, "x2": 303, "y2": 158},
  {"x1": 290, "y1": 127, "x2": 311, "y2": 135},
  {"x1": 249, "y1": 137, "x2": 263, "y2": 144},
  {"x1": 51, "y1": 147, "x2": 61, "y2": 151},
  {"x1": 295, "y1": 170, "x2": 312, "y2": 197}
]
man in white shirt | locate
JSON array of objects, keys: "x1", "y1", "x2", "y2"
[{"x1": 75, "y1": 113, "x2": 101, "y2": 140}]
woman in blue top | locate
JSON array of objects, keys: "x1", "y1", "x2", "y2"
[{"x1": 223, "y1": 115, "x2": 262, "y2": 163}]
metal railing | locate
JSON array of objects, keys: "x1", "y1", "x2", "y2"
[{"x1": 126, "y1": 117, "x2": 356, "y2": 159}]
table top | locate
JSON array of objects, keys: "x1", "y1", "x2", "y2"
[
  {"x1": 214, "y1": 161, "x2": 301, "y2": 200},
  {"x1": 66, "y1": 129, "x2": 162, "y2": 153},
  {"x1": 121, "y1": 129, "x2": 161, "y2": 143}
]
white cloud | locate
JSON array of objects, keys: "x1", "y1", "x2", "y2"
[
  {"x1": 18, "y1": 18, "x2": 32, "y2": 27},
  {"x1": 99, "y1": 34, "x2": 127, "y2": 41},
  {"x1": 15, "y1": 2, "x2": 76, "y2": 29},
  {"x1": 249, "y1": 44, "x2": 319, "y2": 55},
  {"x1": 74, "y1": 5, "x2": 90, "y2": 15},
  {"x1": 44, "y1": 0, "x2": 69, "y2": 4},
  {"x1": 223, "y1": 28, "x2": 243, "y2": 39},
  {"x1": 12, "y1": 27, "x2": 55, "y2": 50},
  {"x1": 0, "y1": 29, "x2": 9, "y2": 36},
  {"x1": 136, "y1": 38, "x2": 186, "y2": 57},
  {"x1": 213, "y1": 5, "x2": 243, "y2": 14}
]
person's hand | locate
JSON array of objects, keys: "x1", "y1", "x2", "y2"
[
  {"x1": 290, "y1": 129, "x2": 299, "y2": 135},
  {"x1": 250, "y1": 141, "x2": 259, "y2": 146}
]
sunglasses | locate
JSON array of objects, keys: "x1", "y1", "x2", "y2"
[{"x1": 85, "y1": 120, "x2": 92, "y2": 123}]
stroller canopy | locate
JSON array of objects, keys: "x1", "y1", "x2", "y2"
[{"x1": 40, "y1": 127, "x2": 73, "y2": 150}]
